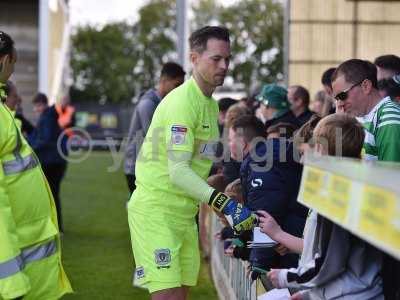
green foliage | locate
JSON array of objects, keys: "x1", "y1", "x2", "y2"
[
  {"x1": 192, "y1": 0, "x2": 284, "y2": 91},
  {"x1": 70, "y1": 0, "x2": 283, "y2": 103},
  {"x1": 71, "y1": 23, "x2": 137, "y2": 103},
  {"x1": 61, "y1": 152, "x2": 218, "y2": 299}
]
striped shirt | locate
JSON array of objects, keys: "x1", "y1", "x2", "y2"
[{"x1": 358, "y1": 96, "x2": 400, "y2": 162}]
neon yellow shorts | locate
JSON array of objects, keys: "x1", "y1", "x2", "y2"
[{"x1": 128, "y1": 209, "x2": 200, "y2": 294}]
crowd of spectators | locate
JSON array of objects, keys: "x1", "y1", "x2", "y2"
[{"x1": 202, "y1": 54, "x2": 400, "y2": 299}]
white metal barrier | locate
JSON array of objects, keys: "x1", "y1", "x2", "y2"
[{"x1": 210, "y1": 213, "x2": 257, "y2": 300}]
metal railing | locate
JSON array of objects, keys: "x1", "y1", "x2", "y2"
[{"x1": 210, "y1": 213, "x2": 257, "y2": 300}]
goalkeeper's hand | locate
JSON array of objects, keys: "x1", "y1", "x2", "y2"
[{"x1": 209, "y1": 191, "x2": 257, "y2": 233}]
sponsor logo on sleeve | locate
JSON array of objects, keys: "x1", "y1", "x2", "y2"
[
  {"x1": 171, "y1": 125, "x2": 188, "y2": 145},
  {"x1": 199, "y1": 141, "x2": 218, "y2": 158}
]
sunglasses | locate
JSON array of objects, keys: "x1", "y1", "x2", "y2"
[{"x1": 334, "y1": 80, "x2": 365, "y2": 101}]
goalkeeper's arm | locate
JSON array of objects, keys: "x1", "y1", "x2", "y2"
[{"x1": 168, "y1": 150, "x2": 257, "y2": 232}]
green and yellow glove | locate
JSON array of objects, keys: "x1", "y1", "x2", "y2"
[{"x1": 209, "y1": 191, "x2": 258, "y2": 233}]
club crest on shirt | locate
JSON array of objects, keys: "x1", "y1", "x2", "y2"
[
  {"x1": 154, "y1": 249, "x2": 171, "y2": 268},
  {"x1": 171, "y1": 125, "x2": 187, "y2": 145}
]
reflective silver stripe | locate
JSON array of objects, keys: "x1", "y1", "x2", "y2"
[
  {"x1": 0, "y1": 256, "x2": 24, "y2": 279},
  {"x1": 0, "y1": 240, "x2": 57, "y2": 279},
  {"x1": 21, "y1": 240, "x2": 57, "y2": 264},
  {"x1": 2, "y1": 153, "x2": 39, "y2": 175}
]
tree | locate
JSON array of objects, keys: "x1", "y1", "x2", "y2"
[
  {"x1": 70, "y1": 0, "x2": 284, "y2": 103},
  {"x1": 132, "y1": 0, "x2": 177, "y2": 90},
  {"x1": 70, "y1": 0, "x2": 178, "y2": 104},
  {"x1": 192, "y1": 0, "x2": 284, "y2": 92},
  {"x1": 70, "y1": 23, "x2": 137, "y2": 103}
]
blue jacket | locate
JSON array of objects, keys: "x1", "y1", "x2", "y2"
[
  {"x1": 241, "y1": 138, "x2": 308, "y2": 269},
  {"x1": 28, "y1": 106, "x2": 66, "y2": 165},
  {"x1": 241, "y1": 138, "x2": 307, "y2": 233}
]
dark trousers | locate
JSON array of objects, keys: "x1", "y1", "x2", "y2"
[
  {"x1": 126, "y1": 174, "x2": 136, "y2": 194},
  {"x1": 42, "y1": 163, "x2": 67, "y2": 232}
]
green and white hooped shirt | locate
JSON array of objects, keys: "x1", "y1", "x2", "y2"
[{"x1": 358, "y1": 96, "x2": 400, "y2": 162}]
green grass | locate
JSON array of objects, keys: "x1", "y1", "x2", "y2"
[{"x1": 61, "y1": 151, "x2": 218, "y2": 300}]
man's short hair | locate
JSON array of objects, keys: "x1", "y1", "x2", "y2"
[
  {"x1": 0, "y1": 31, "x2": 14, "y2": 58},
  {"x1": 232, "y1": 115, "x2": 266, "y2": 143},
  {"x1": 378, "y1": 76, "x2": 400, "y2": 100},
  {"x1": 314, "y1": 113, "x2": 365, "y2": 158},
  {"x1": 189, "y1": 26, "x2": 230, "y2": 53},
  {"x1": 291, "y1": 85, "x2": 310, "y2": 107},
  {"x1": 218, "y1": 97, "x2": 237, "y2": 113},
  {"x1": 321, "y1": 67, "x2": 336, "y2": 88},
  {"x1": 332, "y1": 59, "x2": 378, "y2": 89},
  {"x1": 160, "y1": 62, "x2": 185, "y2": 79},
  {"x1": 32, "y1": 92, "x2": 48, "y2": 105},
  {"x1": 207, "y1": 174, "x2": 227, "y2": 193},
  {"x1": 267, "y1": 122, "x2": 297, "y2": 139},
  {"x1": 225, "y1": 103, "x2": 250, "y2": 128},
  {"x1": 4, "y1": 80, "x2": 14, "y2": 96},
  {"x1": 293, "y1": 114, "x2": 321, "y2": 148},
  {"x1": 374, "y1": 54, "x2": 400, "y2": 74}
]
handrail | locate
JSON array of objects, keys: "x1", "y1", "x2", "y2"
[
  {"x1": 210, "y1": 213, "x2": 257, "y2": 300},
  {"x1": 298, "y1": 154, "x2": 400, "y2": 260}
]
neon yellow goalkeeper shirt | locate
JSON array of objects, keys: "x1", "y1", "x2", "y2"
[{"x1": 130, "y1": 77, "x2": 219, "y2": 220}]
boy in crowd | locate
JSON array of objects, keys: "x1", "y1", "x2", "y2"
[
  {"x1": 262, "y1": 114, "x2": 383, "y2": 300},
  {"x1": 228, "y1": 115, "x2": 308, "y2": 271}
]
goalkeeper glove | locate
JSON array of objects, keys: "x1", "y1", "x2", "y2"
[{"x1": 209, "y1": 191, "x2": 257, "y2": 233}]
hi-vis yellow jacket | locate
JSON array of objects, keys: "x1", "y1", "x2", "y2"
[{"x1": 0, "y1": 101, "x2": 72, "y2": 299}]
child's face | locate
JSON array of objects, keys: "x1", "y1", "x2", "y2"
[
  {"x1": 228, "y1": 127, "x2": 247, "y2": 161},
  {"x1": 314, "y1": 142, "x2": 328, "y2": 156},
  {"x1": 298, "y1": 143, "x2": 312, "y2": 164}
]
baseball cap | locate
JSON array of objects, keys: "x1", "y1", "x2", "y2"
[{"x1": 256, "y1": 84, "x2": 289, "y2": 110}]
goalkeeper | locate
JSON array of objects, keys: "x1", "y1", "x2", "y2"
[{"x1": 127, "y1": 26, "x2": 257, "y2": 300}]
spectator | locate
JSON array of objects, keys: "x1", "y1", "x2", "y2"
[
  {"x1": 209, "y1": 97, "x2": 237, "y2": 176},
  {"x1": 4, "y1": 80, "x2": 34, "y2": 136},
  {"x1": 220, "y1": 103, "x2": 250, "y2": 184},
  {"x1": 374, "y1": 55, "x2": 400, "y2": 98},
  {"x1": 256, "y1": 84, "x2": 300, "y2": 131},
  {"x1": 374, "y1": 54, "x2": 400, "y2": 81},
  {"x1": 332, "y1": 58, "x2": 400, "y2": 299},
  {"x1": 267, "y1": 114, "x2": 384, "y2": 300},
  {"x1": 55, "y1": 93, "x2": 75, "y2": 138},
  {"x1": 293, "y1": 114, "x2": 322, "y2": 159},
  {"x1": 266, "y1": 122, "x2": 297, "y2": 139},
  {"x1": 224, "y1": 102, "x2": 250, "y2": 128},
  {"x1": 229, "y1": 115, "x2": 307, "y2": 271},
  {"x1": 377, "y1": 74, "x2": 400, "y2": 102},
  {"x1": 321, "y1": 67, "x2": 338, "y2": 114},
  {"x1": 321, "y1": 67, "x2": 336, "y2": 96},
  {"x1": 311, "y1": 90, "x2": 334, "y2": 117},
  {"x1": 124, "y1": 62, "x2": 185, "y2": 193},
  {"x1": 217, "y1": 97, "x2": 237, "y2": 134},
  {"x1": 287, "y1": 85, "x2": 314, "y2": 126},
  {"x1": 29, "y1": 93, "x2": 67, "y2": 232},
  {"x1": 258, "y1": 116, "x2": 322, "y2": 257}
]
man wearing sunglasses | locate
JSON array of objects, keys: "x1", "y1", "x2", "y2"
[{"x1": 332, "y1": 58, "x2": 400, "y2": 300}]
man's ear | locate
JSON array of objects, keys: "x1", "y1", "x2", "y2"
[
  {"x1": 362, "y1": 79, "x2": 373, "y2": 94},
  {"x1": 189, "y1": 51, "x2": 198, "y2": 66}
]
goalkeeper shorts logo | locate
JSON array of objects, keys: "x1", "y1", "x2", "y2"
[
  {"x1": 135, "y1": 266, "x2": 145, "y2": 279},
  {"x1": 154, "y1": 249, "x2": 171, "y2": 269}
]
